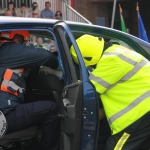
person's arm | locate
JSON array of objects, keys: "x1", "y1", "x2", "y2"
[
  {"x1": 0, "y1": 43, "x2": 58, "y2": 69},
  {"x1": 39, "y1": 67, "x2": 63, "y2": 78}
]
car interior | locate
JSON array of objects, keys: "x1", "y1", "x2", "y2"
[
  {"x1": 0, "y1": 30, "x2": 65, "y2": 150},
  {"x1": 0, "y1": 29, "x2": 137, "y2": 150},
  {"x1": 0, "y1": 29, "x2": 85, "y2": 150}
]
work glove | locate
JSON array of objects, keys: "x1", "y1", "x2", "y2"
[{"x1": 39, "y1": 67, "x2": 62, "y2": 78}]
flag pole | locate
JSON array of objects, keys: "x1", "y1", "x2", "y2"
[
  {"x1": 136, "y1": 2, "x2": 139, "y2": 37},
  {"x1": 119, "y1": 4, "x2": 122, "y2": 13},
  {"x1": 119, "y1": 4, "x2": 126, "y2": 32},
  {"x1": 136, "y1": 2, "x2": 139, "y2": 12},
  {"x1": 111, "y1": 0, "x2": 117, "y2": 28}
]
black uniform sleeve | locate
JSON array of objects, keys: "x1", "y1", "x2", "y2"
[{"x1": 0, "y1": 43, "x2": 58, "y2": 69}]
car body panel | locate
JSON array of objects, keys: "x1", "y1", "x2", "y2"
[{"x1": 54, "y1": 21, "x2": 99, "y2": 150}]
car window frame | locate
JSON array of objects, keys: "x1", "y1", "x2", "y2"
[{"x1": 69, "y1": 24, "x2": 150, "y2": 60}]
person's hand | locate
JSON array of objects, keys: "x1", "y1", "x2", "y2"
[
  {"x1": 99, "y1": 108, "x2": 105, "y2": 120},
  {"x1": 50, "y1": 43, "x2": 56, "y2": 52},
  {"x1": 39, "y1": 67, "x2": 62, "y2": 77}
]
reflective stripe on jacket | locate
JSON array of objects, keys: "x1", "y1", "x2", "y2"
[
  {"x1": 1, "y1": 68, "x2": 25, "y2": 96},
  {"x1": 89, "y1": 44, "x2": 150, "y2": 135},
  {"x1": 0, "y1": 68, "x2": 27, "y2": 114}
]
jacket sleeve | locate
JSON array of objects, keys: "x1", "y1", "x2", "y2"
[{"x1": 0, "y1": 43, "x2": 58, "y2": 69}]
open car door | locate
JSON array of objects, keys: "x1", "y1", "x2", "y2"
[{"x1": 53, "y1": 21, "x2": 99, "y2": 150}]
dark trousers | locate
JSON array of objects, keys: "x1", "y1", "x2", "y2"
[
  {"x1": 5, "y1": 101, "x2": 60, "y2": 150},
  {"x1": 105, "y1": 112, "x2": 150, "y2": 150}
]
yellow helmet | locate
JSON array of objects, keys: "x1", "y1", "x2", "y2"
[{"x1": 70, "y1": 34, "x2": 104, "y2": 66}]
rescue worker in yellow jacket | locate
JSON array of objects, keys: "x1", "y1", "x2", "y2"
[{"x1": 70, "y1": 34, "x2": 150, "y2": 150}]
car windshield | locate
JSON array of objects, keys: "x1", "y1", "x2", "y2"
[{"x1": 137, "y1": 42, "x2": 150, "y2": 55}]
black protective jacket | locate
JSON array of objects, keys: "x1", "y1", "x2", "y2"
[{"x1": 0, "y1": 42, "x2": 58, "y2": 114}]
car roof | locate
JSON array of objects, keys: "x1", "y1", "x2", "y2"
[
  {"x1": 0, "y1": 16, "x2": 99, "y2": 29},
  {"x1": 0, "y1": 16, "x2": 89, "y2": 26},
  {"x1": 0, "y1": 16, "x2": 149, "y2": 47},
  {"x1": 0, "y1": 16, "x2": 57, "y2": 25}
]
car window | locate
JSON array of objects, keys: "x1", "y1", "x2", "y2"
[
  {"x1": 62, "y1": 31, "x2": 80, "y2": 81},
  {"x1": 138, "y1": 42, "x2": 150, "y2": 56},
  {"x1": 71, "y1": 31, "x2": 137, "y2": 74},
  {"x1": 109, "y1": 39, "x2": 134, "y2": 51},
  {"x1": 72, "y1": 31, "x2": 134, "y2": 50},
  {"x1": 0, "y1": 29, "x2": 63, "y2": 79},
  {"x1": 28, "y1": 31, "x2": 63, "y2": 79},
  {"x1": 27, "y1": 34, "x2": 52, "y2": 50}
]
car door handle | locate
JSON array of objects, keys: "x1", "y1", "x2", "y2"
[
  {"x1": 58, "y1": 114, "x2": 65, "y2": 118},
  {"x1": 63, "y1": 98, "x2": 71, "y2": 107},
  {"x1": 62, "y1": 90, "x2": 67, "y2": 98}
]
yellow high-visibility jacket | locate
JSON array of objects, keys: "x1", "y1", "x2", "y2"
[{"x1": 89, "y1": 44, "x2": 150, "y2": 135}]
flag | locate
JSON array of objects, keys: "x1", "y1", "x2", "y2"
[
  {"x1": 136, "y1": 2, "x2": 149, "y2": 42},
  {"x1": 119, "y1": 4, "x2": 126, "y2": 32},
  {"x1": 137, "y1": 12, "x2": 149, "y2": 42}
]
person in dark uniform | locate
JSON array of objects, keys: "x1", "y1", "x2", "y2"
[{"x1": 0, "y1": 30, "x2": 60, "y2": 150}]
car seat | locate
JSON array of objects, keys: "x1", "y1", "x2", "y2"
[
  {"x1": 0, "y1": 109, "x2": 38, "y2": 149},
  {"x1": 0, "y1": 74, "x2": 63, "y2": 149},
  {"x1": 29, "y1": 74, "x2": 63, "y2": 106}
]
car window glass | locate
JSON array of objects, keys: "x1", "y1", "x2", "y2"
[
  {"x1": 64, "y1": 33, "x2": 81, "y2": 81},
  {"x1": 109, "y1": 39, "x2": 135, "y2": 51},
  {"x1": 138, "y1": 43, "x2": 150, "y2": 55},
  {"x1": 27, "y1": 35, "x2": 51, "y2": 50},
  {"x1": 21, "y1": 30, "x2": 63, "y2": 79},
  {"x1": 72, "y1": 31, "x2": 134, "y2": 50},
  {"x1": 71, "y1": 31, "x2": 136, "y2": 74}
]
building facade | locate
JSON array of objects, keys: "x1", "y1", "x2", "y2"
[{"x1": 74, "y1": 0, "x2": 150, "y2": 39}]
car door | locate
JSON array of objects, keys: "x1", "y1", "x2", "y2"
[{"x1": 53, "y1": 22, "x2": 99, "y2": 150}]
